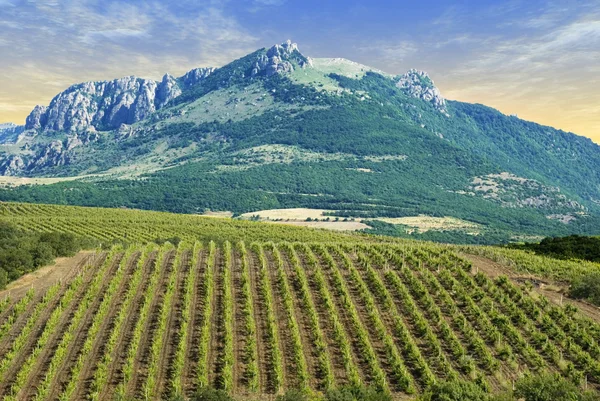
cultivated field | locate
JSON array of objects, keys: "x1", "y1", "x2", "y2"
[{"x1": 0, "y1": 202, "x2": 599, "y2": 400}]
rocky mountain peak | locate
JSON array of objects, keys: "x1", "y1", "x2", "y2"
[
  {"x1": 24, "y1": 67, "x2": 216, "y2": 133},
  {"x1": 156, "y1": 73, "x2": 181, "y2": 108},
  {"x1": 252, "y1": 40, "x2": 313, "y2": 77},
  {"x1": 397, "y1": 69, "x2": 448, "y2": 115},
  {"x1": 0, "y1": 122, "x2": 26, "y2": 145},
  {"x1": 0, "y1": 123, "x2": 17, "y2": 130},
  {"x1": 182, "y1": 67, "x2": 217, "y2": 88}
]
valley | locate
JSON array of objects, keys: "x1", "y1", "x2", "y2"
[
  {"x1": 0, "y1": 202, "x2": 599, "y2": 400},
  {"x1": 1, "y1": 41, "x2": 599, "y2": 244}
]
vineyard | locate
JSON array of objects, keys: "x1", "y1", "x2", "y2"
[
  {"x1": 0, "y1": 202, "x2": 599, "y2": 400},
  {"x1": 0, "y1": 202, "x2": 378, "y2": 244}
]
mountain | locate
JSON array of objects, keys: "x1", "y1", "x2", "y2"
[{"x1": 1, "y1": 40, "x2": 600, "y2": 243}]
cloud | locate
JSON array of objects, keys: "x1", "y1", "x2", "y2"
[{"x1": 0, "y1": 0, "x2": 261, "y2": 123}]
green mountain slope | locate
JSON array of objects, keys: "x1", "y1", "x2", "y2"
[{"x1": 1, "y1": 41, "x2": 599, "y2": 243}]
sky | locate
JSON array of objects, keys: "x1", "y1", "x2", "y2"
[{"x1": 1, "y1": 0, "x2": 599, "y2": 142}]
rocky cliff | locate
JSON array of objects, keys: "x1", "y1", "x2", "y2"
[
  {"x1": 24, "y1": 69, "x2": 216, "y2": 133},
  {"x1": 397, "y1": 69, "x2": 448, "y2": 115},
  {"x1": 22, "y1": 41, "x2": 316, "y2": 134},
  {"x1": 251, "y1": 40, "x2": 313, "y2": 77},
  {"x1": 0, "y1": 123, "x2": 25, "y2": 144}
]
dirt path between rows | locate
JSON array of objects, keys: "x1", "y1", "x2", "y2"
[
  {"x1": 157, "y1": 250, "x2": 190, "y2": 399},
  {"x1": 461, "y1": 253, "x2": 600, "y2": 324},
  {"x1": 99, "y1": 252, "x2": 157, "y2": 400},
  {"x1": 247, "y1": 248, "x2": 271, "y2": 394},
  {"x1": 128, "y1": 250, "x2": 175, "y2": 400},
  {"x1": 207, "y1": 248, "x2": 223, "y2": 388},
  {"x1": 182, "y1": 249, "x2": 207, "y2": 397},
  {"x1": 0, "y1": 251, "x2": 95, "y2": 301},
  {"x1": 0, "y1": 252, "x2": 113, "y2": 398},
  {"x1": 22, "y1": 252, "x2": 135, "y2": 400}
]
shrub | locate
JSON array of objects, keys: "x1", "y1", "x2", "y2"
[
  {"x1": 512, "y1": 373, "x2": 598, "y2": 401},
  {"x1": 418, "y1": 380, "x2": 489, "y2": 401},
  {"x1": 191, "y1": 387, "x2": 235, "y2": 401},
  {"x1": 570, "y1": 272, "x2": 600, "y2": 306},
  {"x1": 324, "y1": 385, "x2": 392, "y2": 401}
]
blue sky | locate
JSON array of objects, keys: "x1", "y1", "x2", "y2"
[{"x1": 1, "y1": 0, "x2": 599, "y2": 141}]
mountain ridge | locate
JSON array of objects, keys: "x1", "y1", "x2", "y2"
[{"x1": 1, "y1": 40, "x2": 599, "y2": 243}]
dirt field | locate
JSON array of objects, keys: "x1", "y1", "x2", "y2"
[
  {"x1": 240, "y1": 208, "x2": 332, "y2": 220},
  {"x1": 1, "y1": 244, "x2": 599, "y2": 399},
  {"x1": 240, "y1": 209, "x2": 368, "y2": 231},
  {"x1": 0, "y1": 251, "x2": 95, "y2": 300},
  {"x1": 373, "y1": 216, "x2": 480, "y2": 234},
  {"x1": 269, "y1": 220, "x2": 368, "y2": 231}
]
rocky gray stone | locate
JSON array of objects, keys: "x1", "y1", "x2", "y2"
[
  {"x1": 397, "y1": 69, "x2": 448, "y2": 115},
  {"x1": 0, "y1": 123, "x2": 25, "y2": 144},
  {"x1": 25, "y1": 67, "x2": 216, "y2": 133},
  {"x1": 0, "y1": 155, "x2": 25, "y2": 175},
  {"x1": 156, "y1": 73, "x2": 182, "y2": 109},
  {"x1": 25, "y1": 106, "x2": 47, "y2": 129},
  {"x1": 251, "y1": 40, "x2": 310, "y2": 77},
  {"x1": 182, "y1": 67, "x2": 216, "y2": 87}
]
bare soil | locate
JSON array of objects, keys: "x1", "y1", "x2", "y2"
[
  {"x1": 99, "y1": 252, "x2": 157, "y2": 400},
  {"x1": 182, "y1": 249, "x2": 207, "y2": 397},
  {"x1": 22, "y1": 252, "x2": 138, "y2": 400},
  {"x1": 0, "y1": 251, "x2": 95, "y2": 301},
  {"x1": 158, "y1": 250, "x2": 190, "y2": 400},
  {"x1": 0, "y1": 252, "x2": 115, "y2": 398},
  {"x1": 462, "y1": 253, "x2": 600, "y2": 323},
  {"x1": 295, "y1": 246, "x2": 369, "y2": 385},
  {"x1": 128, "y1": 250, "x2": 175, "y2": 400},
  {"x1": 246, "y1": 248, "x2": 272, "y2": 394},
  {"x1": 207, "y1": 248, "x2": 224, "y2": 388}
]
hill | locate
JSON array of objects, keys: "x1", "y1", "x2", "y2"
[
  {"x1": 0, "y1": 202, "x2": 599, "y2": 400},
  {"x1": 2, "y1": 41, "x2": 600, "y2": 243}
]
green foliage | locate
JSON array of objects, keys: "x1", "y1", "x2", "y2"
[
  {"x1": 418, "y1": 380, "x2": 489, "y2": 401},
  {"x1": 0, "y1": 221, "x2": 96, "y2": 286},
  {"x1": 570, "y1": 272, "x2": 600, "y2": 306},
  {"x1": 511, "y1": 373, "x2": 598, "y2": 401},
  {"x1": 189, "y1": 387, "x2": 235, "y2": 401},
  {"x1": 509, "y1": 235, "x2": 600, "y2": 262},
  {"x1": 323, "y1": 385, "x2": 392, "y2": 401},
  {"x1": 276, "y1": 389, "x2": 313, "y2": 401},
  {"x1": 3, "y1": 67, "x2": 600, "y2": 243}
]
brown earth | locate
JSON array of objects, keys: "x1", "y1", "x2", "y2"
[
  {"x1": 462, "y1": 253, "x2": 600, "y2": 323},
  {"x1": 0, "y1": 251, "x2": 95, "y2": 301}
]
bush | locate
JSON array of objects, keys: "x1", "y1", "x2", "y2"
[
  {"x1": 512, "y1": 373, "x2": 599, "y2": 401},
  {"x1": 191, "y1": 387, "x2": 235, "y2": 401},
  {"x1": 418, "y1": 380, "x2": 489, "y2": 401},
  {"x1": 570, "y1": 272, "x2": 600, "y2": 306},
  {"x1": 324, "y1": 385, "x2": 392, "y2": 401},
  {"x1": 277, "y1": 389, "x2": 312, "y2": 401},
  {"x1": 0, "y1": 222, "x2": 97, "y2": 288}
]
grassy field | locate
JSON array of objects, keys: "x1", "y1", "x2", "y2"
[{"x1": 0, "y1": 202, "x2": 599, "y2": 400}]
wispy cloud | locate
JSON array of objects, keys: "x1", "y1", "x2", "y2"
[
  {"x1": 0, "y1": 0, "x2": 598, "y2": 142},
  {"x1": 0, "y1": 0, "x2": 260, "y2": 123}
]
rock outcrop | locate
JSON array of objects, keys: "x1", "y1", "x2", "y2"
[
  {"x1": 0, "y1": 155, "x2": 25, "y2": 175},
  {"x1": 0, "y1": 123, "x2": 25, "y2": 145},
  {"x1": 22, "y1": 41, "x2": 314, "y2": 134},
  {"x1": 25, "y1": 106, "x2": 48, "y2": 129},
  {"x1": 182, "y1": 67, "x2": 216, "y2": 88},
  {"x1": 25, "y1": 68, "x2": 216, "y2": 133},
  {"x1": 252, "y1": 40, "x2": 313, "y2": 77},
  {"x1": 397, "y1": 69, "x2": 448, "y2": 115}
]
